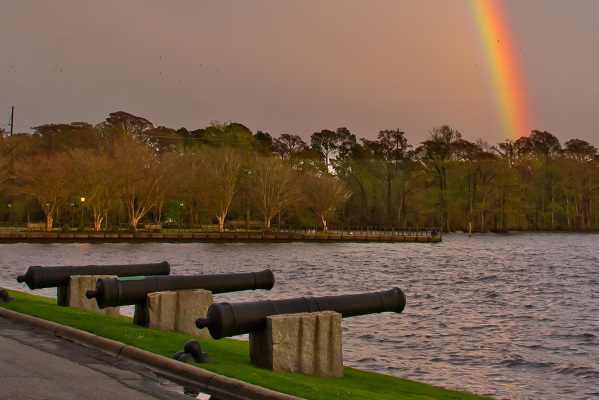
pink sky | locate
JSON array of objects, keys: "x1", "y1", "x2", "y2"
[{"x1": 2, "y1": 0, "x2": 599, "y2": 147}]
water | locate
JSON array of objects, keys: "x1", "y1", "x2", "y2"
[{"x1": 1, "y1": 233, "x2": 597, "y2": 399}]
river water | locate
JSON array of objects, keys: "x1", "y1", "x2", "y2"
[{"x1": 0, "y1": 233, "x2": 597, "y2": 399}]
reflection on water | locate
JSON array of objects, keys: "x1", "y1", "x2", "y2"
[{"x1": 1, "y1": 232, "x2": 598, "y2": 400}]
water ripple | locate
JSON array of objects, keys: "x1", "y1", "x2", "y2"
[{"x1": 1, "y1": 233, "x2": 598, "y2": 399}]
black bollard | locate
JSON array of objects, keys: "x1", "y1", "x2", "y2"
[{"x1": 196, "y1": 287, "x2": 406, "y2": 339}]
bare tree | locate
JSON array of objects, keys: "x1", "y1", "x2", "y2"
[
  {"x1": 178, "y1": 150, "x2": 205, "y2": 226},
  {"x1": 197, "y1": 147, "x2": 242, "y2": 232},
  {"x1": 15, "y1": 153, "x2": 72, "y2": 230},
  {"x1": 303, "y1": 173, "x2": 351, "y2": 232},
  {"x1": 250, "y1": 156, "x2": 301, "y2": 230},
  {"x1": 0, "y1": 153, "x2": 11, "y2": 189},
  {"x1": 112, "y1": 137, "x2": 170, "y2": 230},
  {"x1": 69, "y1": 148, "x2": 120, "y2": 231},
  {"x1": 150, "y1": 151, "x2": 182, "y2": 223}
]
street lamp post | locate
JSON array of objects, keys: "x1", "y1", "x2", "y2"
[
  {"x1": 70, "y1": 202, "x2": 74, "y2": 228},
  {"x1": 179, "y1": 203, "x2": 183, "y2": 232},
  {"x1": 7, "y1": 203, "x2": 11, "y2": 224},
  {"x1": 80, "y1": 197, "x2": 85, "y2": 230}
]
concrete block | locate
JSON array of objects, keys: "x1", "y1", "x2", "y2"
[
  {"x1": 67, "y1": 275, "x2": 120, "y2": 316},
  {"x1": 250, "y1": 311, "x2": 343, "y2": 377},
  {"x1": 147, "y1": 289, "x2": 213, "y2": 339}
]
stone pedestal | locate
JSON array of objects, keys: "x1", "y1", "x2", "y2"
[
  {"x1": 145, "y1": 289, "x2": 213, "y2": 339},
  {"x1": 67, "y1": 275, "x2": 120, "y2": 316},
  {"x1": 249, "y1": 311, "x2": 343, "y2": 377}
]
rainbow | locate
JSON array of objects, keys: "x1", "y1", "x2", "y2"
[{"x1": 470, "y1": 0, "x2": 531, "y2": 140}]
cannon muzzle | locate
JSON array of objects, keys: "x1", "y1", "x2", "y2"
[
  {"x1": 16, "y1": 261, "x2": 171, "y2": 290},
  {"x1": 86, "y1": 269, "x2": 275, "y2": 309},
  {"x1": 196, "y1": 287, "x2": 406, "y2": 339}
]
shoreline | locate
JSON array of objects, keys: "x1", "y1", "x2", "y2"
[{"x1": 0, "y1": 230, "x2": 441, "y2": 243}]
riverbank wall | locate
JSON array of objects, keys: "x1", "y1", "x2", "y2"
[{"x1": 0, "y1": 230, "x2": 441, "y2": 243}]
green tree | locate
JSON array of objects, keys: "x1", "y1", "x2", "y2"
[
  {"x1": 203, "y1": 121, "x2": 258, "y2": 153},
  {"x1": 528, "y1": 130, "x2": 562, "y2": 229},
  {"x1": 417, "y1": 125, "x2": 463, "y2": 230},
  {"x1": 310, "y1": 127, "x2": 358, "y2": 172},
  {"x1": 561, "y1": 139, "x2": 599, "y2": 229},
  {"x1": 177, "y1": 127, "x2": 205, "y2": 149},
  {"x1": 103, "y1": 111, "x2": 154, "y2": 137},
  {"x1": 31, "y1": 122, "x2": 99, "y2": 155},
  {"x1": 143, "y1": 126, "x2": 182, "y2": 155},
  {"x1": 310, "y1": 129, "x2": 336, "y2": 170},
  {"x1": 361, "y1": 129, "x2": 415, "y2": 226},
  {"x1": 272, "y1": 134, "x2": 308, "y2": 160}
]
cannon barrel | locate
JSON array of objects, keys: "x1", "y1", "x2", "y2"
[
  {"x1": 195, "y1": 287, "x2": 406, "y2": 339},
  {"x1": 16, "y1": 261, "x2": 171, "y2": 290},
  {"x1": 86, "y1": 269, "x2": 275, "y2": 309}
]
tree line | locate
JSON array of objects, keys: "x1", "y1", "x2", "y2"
[{"x1": 1, "y1": 111, "x2": 598, "y2": 232}]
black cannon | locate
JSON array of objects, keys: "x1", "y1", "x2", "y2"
[
  {"x1": 86, "y1": 269, "x2": 276, "y2": 326},
  {"x1": 195, "y1": 287, "x2": 406, "y2": 339},
  {"x1": 16, "y1": 261, "x2": 171, "y2": 306}
]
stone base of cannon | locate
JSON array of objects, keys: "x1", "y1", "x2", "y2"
[
  {"x1": 249, "y1": 311, "x2": 343, "y2": 377},
  {"x1": 64, "y1": 276, "x2": 120, "y2": 316},
  {"x1": 141, "y1": 289, "x2": 213, "y2": 339}
]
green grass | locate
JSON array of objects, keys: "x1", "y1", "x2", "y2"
[{"x1": 1, "y1": 288, "x2": 491, "y2": 400}]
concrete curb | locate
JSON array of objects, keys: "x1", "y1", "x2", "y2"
[{"x1": 0, "y1": 307, "x2": 302, "y2": 400}]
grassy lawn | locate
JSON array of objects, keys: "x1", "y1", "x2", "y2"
[{"x1": 1, "y1": 288, "x2": 491, "y2": 400}]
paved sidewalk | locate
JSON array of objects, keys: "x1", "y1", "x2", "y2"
[
  {"x1": 0, "y1": 307, "x2": 302, "y2": 400},
  {"x1": 0, "y1": 316, "x2": 195, "y2": 399}
]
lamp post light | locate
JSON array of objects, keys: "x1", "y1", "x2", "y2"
[
  {"x1": 80, "y1": 197, "x2": 85, "y2": 230},
  {"x1": 179, "y1": 203, "x2": 183, "y2": 232},
  {"x1": 70, "y1": 202, "x2": 74, "y2": 228}
]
